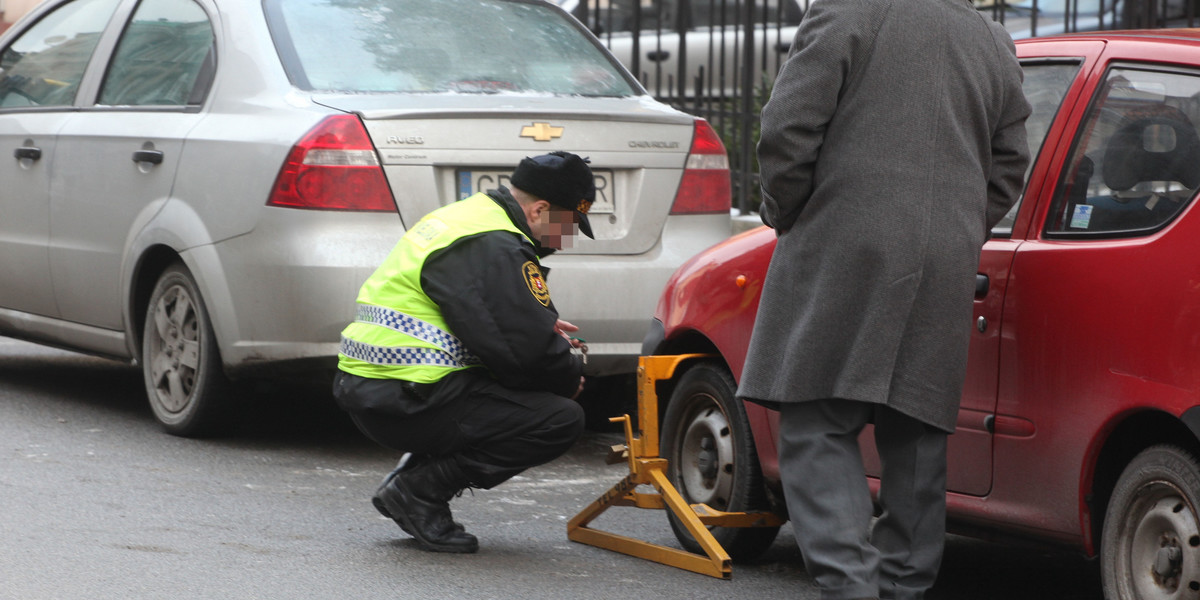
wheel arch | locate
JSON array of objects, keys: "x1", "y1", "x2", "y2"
[
  {"x1": 127, "y1": 245, "x2": 186, "y2": 364},
  {"x1": 1087, "y1": 408, "x2": 1200, "y2": 555},
  {"x1": 646, "y1": 328, "x2": 724, "y2": 423}
]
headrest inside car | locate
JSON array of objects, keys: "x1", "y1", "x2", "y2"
[{"x1": 1102, "y1": 114, "x2": 1200, "y2": 192}]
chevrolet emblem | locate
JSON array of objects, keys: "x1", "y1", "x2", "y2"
[{"x1": 520, "y1": 122, "x2": 564, "y2": 142}]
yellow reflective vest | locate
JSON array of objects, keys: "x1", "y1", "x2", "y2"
[{"x1": 338, "y1": 193, "x2": 532, "y2": 382}]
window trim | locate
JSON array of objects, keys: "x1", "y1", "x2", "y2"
[
  {"x1": 91, "y1": 0, "x2": 218, "y2": 111},
  {"x1": 0, "y1": 0, "x2": 128, "y2": 112},
  {"x1": 1042, "y1": 61, "x2": 1200, "y2": 241},
  {"x1": 988, "y1": 57, "x2": 1085, "y2": 240}
]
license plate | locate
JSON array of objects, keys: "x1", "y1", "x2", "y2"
[{"x1": 456, "y1": 168, "x2": 615, "y2": 214}]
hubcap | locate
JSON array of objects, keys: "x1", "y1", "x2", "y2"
[
  {"x1": 1127, "y1": 487, "x2": 1200, "y2": 599},
  {"x1": 147, "y1": 285, "x2": 201, "y2": 414},
  {"x1": 676, "y1": 394, "x2": 734, "y2": 509}
]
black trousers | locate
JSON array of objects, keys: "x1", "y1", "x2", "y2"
[{"x1": 333, "y1": 370, "x2": 584, "y2": 489}]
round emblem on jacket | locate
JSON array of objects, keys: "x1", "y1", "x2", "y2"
[{"x1": 523, "y1": 261, "x2": 551, "y2": 307}]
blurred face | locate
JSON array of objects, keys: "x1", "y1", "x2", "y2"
[{"x1": 532, "y1": 205, "x2": 581, "y2": 250}]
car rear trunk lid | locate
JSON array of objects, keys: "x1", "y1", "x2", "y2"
[{"x1": 314, "y1": 94, "x2": 697, "y2": 255}]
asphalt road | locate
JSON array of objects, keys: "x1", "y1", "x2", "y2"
[{"x1": 0, "y1": 337, "x2": 1103, "y2": 599}]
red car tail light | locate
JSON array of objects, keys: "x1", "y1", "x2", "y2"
[
  {"x1": 268, "y1": 114, "x2": 397, "y2": 211},
  {"x1": 670, "y1": 119, "x2": 732, "y2": 215}
]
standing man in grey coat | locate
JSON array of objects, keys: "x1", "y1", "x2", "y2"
[{"x1": 738, "y1": 0, "x2": 1031, "y2": 598}]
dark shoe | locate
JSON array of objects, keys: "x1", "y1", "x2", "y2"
[
  {"x1": 378, "y1": 458, "x2": 478, "y2": 553},
  {"x1": 372, "y1": 453, "x2": 414, "y2": 521},
  {"x1": 372, "y1": 454, "x2": 467, "y2": 535}
]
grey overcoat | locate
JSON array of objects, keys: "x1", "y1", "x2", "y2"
[{"x1": 737, "y1": 0, "x2": 1031, "y2": 432}]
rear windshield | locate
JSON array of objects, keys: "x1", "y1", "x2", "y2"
[{"x1": 266, "y1": 0, "x2": 638, "y2": 97}]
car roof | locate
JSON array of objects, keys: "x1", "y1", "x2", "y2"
[{"x1": 1017, "y1": 27, "x2": 1200, "y2": 46}]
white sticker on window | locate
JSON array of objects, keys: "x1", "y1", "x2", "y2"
[{"x1": 1070, "y1": 204, "x2": 1093, "y2": 229}]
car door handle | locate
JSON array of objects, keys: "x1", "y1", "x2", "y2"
[
  {"x1": 132, "y1": 150, "x2": 164, "y2": 165},
  {"x1": 976, "y1": 274, "x2": 989, "y2": 299},
  {"x1": 14, "y1": 146, "x2": 41, "y2": 160},
  {"x1": 646, "y1": 50, "x2": 670, "y2": 62}
]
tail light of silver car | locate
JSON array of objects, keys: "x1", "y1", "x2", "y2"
[
  {"x1": 267, "y1": 114, "x2": 397, "y2": 211},
  {"x1": 669, "y1": 119, "x2": 732, "y2": 215}
]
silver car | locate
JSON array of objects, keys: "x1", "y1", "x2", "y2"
[{"x1": 0, "y1": 0, "x2": 731, "y2": 436}]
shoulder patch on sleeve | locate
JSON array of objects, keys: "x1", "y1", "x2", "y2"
[{"x1": 522, "y1": 261, "x2": 551, "y2": 307}]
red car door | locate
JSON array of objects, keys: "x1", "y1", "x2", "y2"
[
  {"x1": 962, "y1": 44, "x2": 1105, "y2": 495},
  {"x1": 859, "y1": 40, "x2": 1104, "y2": 497},
  {"x1": 989, "y1": 39, "x2": 1200, "y2": 540}
]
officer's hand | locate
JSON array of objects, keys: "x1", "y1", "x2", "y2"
[
  {"x1": 555, "y1": 318, "x2": 578, "y2": 338},
  {"x1": 555, "y1": 319, "x2": 585, "y2": 349}
]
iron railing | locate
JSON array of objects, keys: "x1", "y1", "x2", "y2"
[{"x1": 564, "y1": 0, "x2": 1200, "y2": 213}]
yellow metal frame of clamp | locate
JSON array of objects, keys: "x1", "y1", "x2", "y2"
[{"x1": 566, "y1": 354, "x2": 785, "y2": 579}]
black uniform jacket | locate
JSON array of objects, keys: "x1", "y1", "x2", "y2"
[{"x1": 419, "y1": 187, "x2": 582, "y2": 399}]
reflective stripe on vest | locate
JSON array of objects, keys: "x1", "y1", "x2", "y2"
[
  {"x1": 339, "y1": 338, "x2": 472, "y2": 368},
  {"x1": 349, "y1": 304, "x2": 479, "y2": 367}
]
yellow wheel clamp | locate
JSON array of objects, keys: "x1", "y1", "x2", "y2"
[{"x1": 566, "y1": 354, "x2": 785, "y2": 579}]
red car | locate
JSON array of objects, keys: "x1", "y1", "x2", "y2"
[{"x1": 642, "y1": 30, "x2": 1200, "y2": 598}]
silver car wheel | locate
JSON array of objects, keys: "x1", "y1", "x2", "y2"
[
  {"x1": 142, "y1": 263, "x2": 230, "y2": 437},
  {"x1": 1102, "y1": 445, "x2": 1200, "y2": 600},
  {"x1": 676, "y1": 396, "x2": 735, "y2": 508},
  {"x1": 147, "y1": 284, "x2": 200, "y2": 414}
]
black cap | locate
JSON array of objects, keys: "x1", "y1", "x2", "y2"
[{"x1": 509, "y1": 151, "x2": 595, "y2": 239}]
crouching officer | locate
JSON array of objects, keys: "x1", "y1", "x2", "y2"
[{"x1": 333, "y1": 151, "x2": 595, "y2": 553}]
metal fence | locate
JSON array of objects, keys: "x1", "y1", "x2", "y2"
[{"x1": 563, "y1": 0, "x2": 1200, "y2": 213}]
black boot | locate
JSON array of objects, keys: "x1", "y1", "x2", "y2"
[
  {"x1": 372, "y1": 453, "x2": 414, "y2": 522},
  {"x1": 377, "y1": 457, "x2": 479, "y2": 553},
  {"x1": 371, "y1": 454, "x2": 467, "y2": 535}
]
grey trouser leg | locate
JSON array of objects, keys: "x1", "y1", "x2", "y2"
[
  {"x1": 871, "y1": 406, "x2": 948, "y2": 600},
  {"x1": 780, "y1": 399, "x2": 880, "y2": 600},
  {"x1": 781, "y1": 400, "x2": 949, "y2": 600}
]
